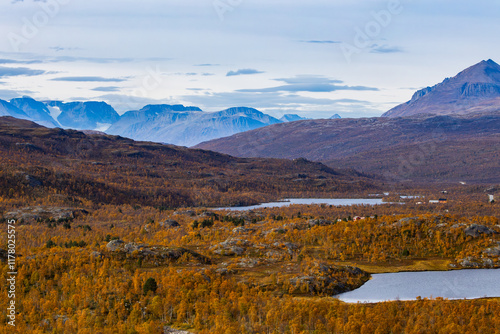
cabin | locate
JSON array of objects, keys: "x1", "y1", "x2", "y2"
[
  {"x1": 438, "y1": 199, "x2": 448, "y2": 204},
  {"x1": 429, "y1": 200, "x2": 439, "y2": 204}
]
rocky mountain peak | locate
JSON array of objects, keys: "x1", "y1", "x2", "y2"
[{"x1": 383, "y1": 59, "x2": 500, "y2": 118}]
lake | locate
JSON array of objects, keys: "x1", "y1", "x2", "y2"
[
  {"x1": 216, "y1": 198, "x2": 388, "y2": 211},
  {"x1": 336, "y1": 269, "x2": 500, "y2": 303}
]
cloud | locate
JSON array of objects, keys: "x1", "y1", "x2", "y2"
[
  {"x1": 302, "y1": 40, "x2": 340, "y2": 44},
  {"x1": 93, "y1": 94, "x2": 176, "y2": 114},
  {"x1": 0, "y1": 66, "x2": 46, "y2": 77},
  {"x1": 274, "y1": 75, "x2": 343, "y2": 85},
  {"x1": 0, "y1": 59, "x2": 42, "y2": 65},
  {"x1": 49, "y1": 46, "x2": 83, "y2": 52},
  {"x1": 370, "y1": 45, "x2": 404, "y2": 54},
  {"x1": 91, "y1": 86, "x2": 121, "y2": 92},
  {"x1": 0, "y1": 52, "x2": 166, "y2": 65},
  {"x1": 0, "y1": 88, "x2": 36, "y2": 100},
  {"x1": 226, "y1": 69, "x2": 265, "y2": 77},
  {"x1": 237, "y1": 75, "x2": 378, "y2": 93},
  {"x1": 194, "y1": 64, "x2": 220, "y2": 67},
  {"x1": 51, "y1": 76, "x2": 127, "y2": 82},
  {"x1": 181, "y1": 89, "x2": 378, "y2": 114}
]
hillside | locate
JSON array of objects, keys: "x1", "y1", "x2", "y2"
[
  {"x1": 0, "y1": 116, "x2": 376, "y2": 208},
  {"x1": 195, "y1": 112, "x2": 500, "y2": 183},
  {"x1": 383, "y1": 59, "x2": 500, "y2": 117}
]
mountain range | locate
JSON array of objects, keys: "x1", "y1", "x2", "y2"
[
  {"x1": 106, "y1": 106, "x2": 282, "y2": 146},
  {"x1": 2, "y1": 59, "x2": 500, "y2": 183},
  {"x1": 3, "y1": 60, "x2": 498, "y2": 148},
  {"x1": 0, "y1": 96, "x2": 293, "y2": 146}
]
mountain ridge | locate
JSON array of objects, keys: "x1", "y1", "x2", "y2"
[
  {"x1": 0, "y1": 115, "x2": 377, "y2": 207},
  {"x1": 195, "y1": 112, "x2": 500, "y2": 183}
]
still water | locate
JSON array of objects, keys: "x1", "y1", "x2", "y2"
[
  {"x1": 336, "y1": 269, "x2": 500, "y2": 303},
  {"x1": 216, "y1": 198, "x2": 387, "y2": 211}
]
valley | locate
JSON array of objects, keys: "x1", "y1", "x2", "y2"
[{"x1": 1, "y1": 59, "x2": 499, "y2": 333}]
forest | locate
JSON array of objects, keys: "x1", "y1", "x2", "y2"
[{"x1": 1, "y1": 117, "x2": 499, "y2": 333}]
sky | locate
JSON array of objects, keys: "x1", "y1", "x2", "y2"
[{"x1": 0, "y1": 0, "x2": 499, "y2": 119}]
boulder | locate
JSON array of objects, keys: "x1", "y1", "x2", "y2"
[{"x1": 106, "y1": 239, "x2": 124, "y2": 251}]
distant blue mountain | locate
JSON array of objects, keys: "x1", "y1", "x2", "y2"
[
  {"x1": 44, "y1": 101, "x2": 120, "y2": 130},
  {"x1": 329, "y1": 114, "x2": 341, "y2": 119},
  {"x1": 107, "y1": 106, "x2": 282, "y2": 146},
  {"x1": 10, "y1": 96, "x2": 60, "y2": 128},
  {"x1": 0, "y1": 99, "x2": 30, "y2": 120},
  {"x1": 0, "y1": 96, "x2": 301, "y2": 146},
  {"x1": 280, "y1": 114, "x2": 310, "y2": 122}
]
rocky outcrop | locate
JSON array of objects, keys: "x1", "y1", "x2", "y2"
[
  {"x1": 232, "y1": 227, "x2": 256, "y2": 234},
  {"x1": 483, "y1": 245, "x2": 500, "y2": 256},
  {"x1": 464, "y1": 224, "x2": 497, "y2": 237},
  {"x1": 461, "y1": 83, "x2": 500, "y2": 97},
  {"x1": 106, "y1": 239, "x2": 124, "y2": 251},
  {"x1": 392, "y1": 217, "x2": 422, "y2": 228},
  {"x1": 307, "y1": 219, "x2": 335, "y2": 227},
  {"x1": 210, "y1": 238, "x2": 250, "y2": 256},
  {"x1": 3, "y1": 206, "x2": 87, "y2": 223},
  {"x1": 106, "y1": 239, "x2": 209, "y2": 264},
  {"x1": 289, "y1": 263, "x2": 369, "y2": 295},
  {"x1": 459, "y1": 257, "x2": 496, "y2": 268}
]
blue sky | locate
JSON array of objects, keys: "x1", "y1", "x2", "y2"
[{"x1": 0, "y1": 0, "x2": 499, "y2": 118}]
